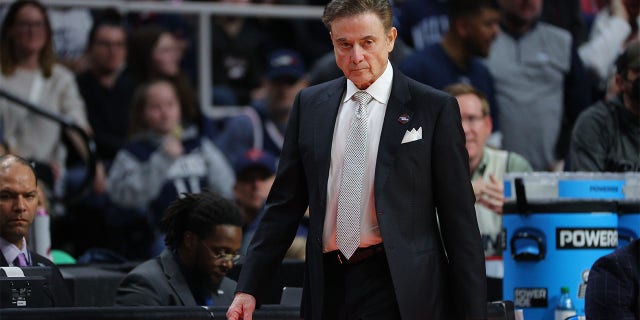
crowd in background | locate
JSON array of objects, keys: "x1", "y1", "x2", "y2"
[{"x1": 0, "y1": 0, "x2": 637, "y2": 265}]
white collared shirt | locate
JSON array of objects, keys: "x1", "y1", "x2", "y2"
[
  {"x1": 0, "y1": 237, "x2": 31, "y2": 266},
  {"x1": 323, "y1": 61, "x2": 394, "y2": 252}
]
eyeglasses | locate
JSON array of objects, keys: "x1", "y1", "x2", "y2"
[
  {"x1": 14, "y1": 21, "x2": 46, "y2": 31},
  {"x1": 94, "y1": 40, "x2": 126, "y2": 49},
  {"x1": 201, "y1": 242, "x2": 241, "y2": 263},
  {"x1": 461, "y1": 114, "x2": 487, "y2": 126}
]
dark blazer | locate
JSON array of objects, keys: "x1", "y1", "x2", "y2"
[
  {"x1": 0, "y1": 250, "x2": 53, "y2": 268},
  {"x1": 586, "y1": 239, "x2": 640, "y2": 320},
  {"x1": 115, "y1": 249, "x2": 236, "y2": 307},
  {"x1": 237, "y1": 67, "x2": 487, "y2": 320},
  {"x1": 0, "y1": 250, "x2": 72, "y2": 307}
]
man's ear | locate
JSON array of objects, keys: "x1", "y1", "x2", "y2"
[
  {"x1": 454, "y1": 18, "x2": 470, "y2": 38},
  {"x1": 387, "y1": 27, "x2": 398, "y2": 52},
  {"x1": 183, "y1": 231, "x2": 198, "y2": 251}
]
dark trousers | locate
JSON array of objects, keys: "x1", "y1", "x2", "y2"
[{"x1": 322, "y1": 248, "x2": 401, "y2": 320}]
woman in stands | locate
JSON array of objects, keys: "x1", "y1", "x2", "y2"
[
  {"x1": 107, "y1": 79, "x2": 234, "y2": 257},
  {"x1": 126, "y1": 25, "x2": 219, "y2": 140},
  {"x1": 0, "y1": 0, "x2": 96, "y2": 196}
]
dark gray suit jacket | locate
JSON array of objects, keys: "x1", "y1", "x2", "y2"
[
  {"x1": 237, "y1": 66, "x2": 487, "y2": 320},
  {"x1": 115, "y1": 249, "x2": 236, "y2": 307}
]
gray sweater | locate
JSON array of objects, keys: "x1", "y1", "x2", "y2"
[
  {"x1": 487, "y1": 22, "x2": 572, "y2": 171},
  {"x1": 569, "y1": 96, "x2": 640, "y2": 172}
]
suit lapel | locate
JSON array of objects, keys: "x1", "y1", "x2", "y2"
[
  {"x1": 312, "y1": 72, "x2": 413, "y2": 210},
  {"x1": 160, "y1": 250, "x2": 197, "y2": 306},
  {"x1": 0, "y1": 253, "x2": 8, "y2": 267},
  {"x1": 375, "y1": 69, "x2": 414, "y2": 199},
  {"x1": 314, "y1": 78, "x2": 346, "y2": 208}
]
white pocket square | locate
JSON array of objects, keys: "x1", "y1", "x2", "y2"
[{"x1": 401, "y1": 127, "x2": 422, "y2": 144}]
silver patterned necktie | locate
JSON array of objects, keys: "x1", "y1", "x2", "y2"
[{"x1": 336, "y1": 90, "x2": 373, "y2": 259}]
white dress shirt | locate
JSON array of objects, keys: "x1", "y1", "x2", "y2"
[
  {"x1": 323, "y1": 62, "x2": 394, "y2": 252},
  {"x1": 0, "y1": 237, "x2": 31, "y2": 266}
]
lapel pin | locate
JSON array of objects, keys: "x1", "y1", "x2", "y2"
[{"x1": 397, "y1": 113, "x2": 410, "y2": 124}]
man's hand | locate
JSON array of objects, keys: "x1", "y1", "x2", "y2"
[
  {"x1": 226, "y1": 292, "x2": 256, "y2": 320},
  {"x1": 162, "y1": 135, "x2": 184, "y2": 159},
  {"x1": 473, "y1": 174, "x2": 505, "y2": 214},
  {"x1": 610, "y1": 0, "x2": 629, "y2": 21},
  {"x1": 92, "y1": 161, "x2": 107, "y2": 194}
]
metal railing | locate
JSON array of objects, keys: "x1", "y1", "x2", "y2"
[
  {"x1": 31, "y1": 0, "x2": 325, "y2": 113},
  {"x1": 0, "y1": 87, "x2": 97, "y2": 203}
]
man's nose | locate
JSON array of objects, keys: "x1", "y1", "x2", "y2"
[
  {"x1": 490, "y1": 23, "x2": 500, "y2": 38},
  {"x1": 220, "y1": 258, "x2": 234, "y2": 270},
  {"x1": 351, "y1": 45, "x2": 364, "y2": 63},
  {"x1": 252, "y1": 179, "x2": 263, "y2": 188},
  {"x1": 13, "y1": 196, "x2": 27, "y2": 212},
  {"x1": 461, "y1": 121, "x2": 471, "y2": 134}
]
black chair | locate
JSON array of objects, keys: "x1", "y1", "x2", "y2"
[
  {"x1": 280, "y1": 287, "x2": 303, "y2": 307},
  {"x1": 487, "y1": 300, "x2": 516, "y2": 320},
  {"x1": 228, "y1": 259, "x2": 305, "y2": 304}
]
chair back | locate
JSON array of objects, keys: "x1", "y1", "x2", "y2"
[{"x1": 487, "y1": 300, "x2": 516, "y2": 320}]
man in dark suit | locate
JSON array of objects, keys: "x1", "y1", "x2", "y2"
[
  {"x1": 0, "y1": 154, "x2": 71, "y2": 306},
  {"x1": 586, "y1": 239, "x2": 640, "y2": 320},
  {"x1": 227, "y1": 0, "x2": 487, "y2": 319},
  {"x1": 115, "y1": 192, "x2": 243, "y2": 306}
]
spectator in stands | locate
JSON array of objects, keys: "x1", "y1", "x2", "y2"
[
  {"x1": 107, "y1": 79, "x2": 234, "y2": 257},
  {"x1": 211, "y1": 0, "x2": 270, "y2": 105},
  {"x1": 578, "y1": 0, "x2": 639, "y2": 100},
  {"x1": 486, "y1": 0, "x2": 591, "y2": 171},
  {"x1": 400, "y1": 0, "x2": 500, "y2": 129},
  {"x1": 115, "y1": 191, "x2": 243, "y2": 306},
  {"x1": 585, "y1": 239, "x2": 639, "y2": 319},
  {"x1": 0, "y1": 0, "x2": 91, "y2": 193},
  {"x1": 444, "y1": 83, "x2": 532, "y2": 300},
  {"x1": 76, "y1": 9, "x2": 134, "y2": 167},
  {"x1": 47, "y1": 5, "x2": 93, "y2": 73},
  {"x1": 540, "y1": 0, "x2": 588, "y2": 45},
  {"x1": 232, "y1": 148, "x2": 308, "y2": 259},
  {"x1": 126, "y1": 25, "x2": 218, "y2": 140},
  {"x1": 569, "y1": 40, "x2": 640, "y2": 172},
  {"x1": 232, "y1": 149, "x2": 276, "y2": 253},
  {"x1": 253, "y1": 0, "x2": 332, "y2": 67},
  {"x1": 394, "y1": 0, "x2": 449, "y2": 50},
  {"x1": 0, "y1": 154, "x2": 72, "y2": 306},
  {"x1": 216, "y1": 49, "x2": 308, "y2": 163},
  {"x1": 56, "y1": 9, "x2": 134, "y2": 260},
  {"x1": 126, "y1": 4, "x2": 198, "y2": 85}
]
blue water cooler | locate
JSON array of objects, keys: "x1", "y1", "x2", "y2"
[
  {"x1": 618, "y1": 203, "x2": 640, "y2": 247},
  {"x1": 502, "y1": 173, "x2": 623, "y2": 320},
  {"x1": 618, "y1": 174, "x2": 640, "y2": 248}
]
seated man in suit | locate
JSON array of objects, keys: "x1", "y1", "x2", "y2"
[
  {"x1": 585, "y1": 239, "x2": 640, "y2": 320},
  {"x1": 0, "y1": 154, "x2": 71, "y2": 305},
  {"x1": 115, "y1": 191, "x2": 243, "y2": 306}
]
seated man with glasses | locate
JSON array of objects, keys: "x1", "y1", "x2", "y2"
[
  {"x1": 444, "y1": 83, "x2": 532, "y2": 300},
  {"x1": 115, "y1": 191, "x2": 243, "y2": 306}
]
